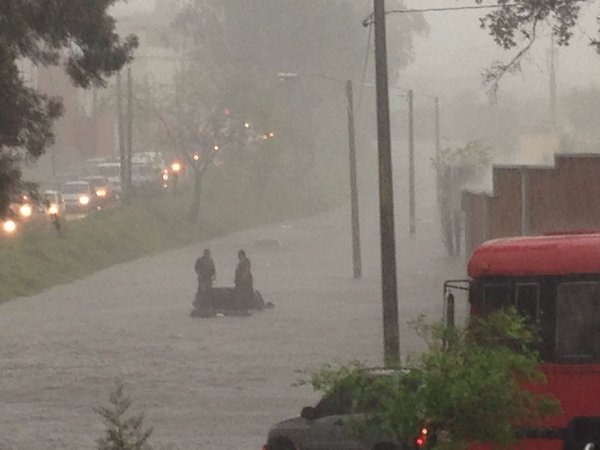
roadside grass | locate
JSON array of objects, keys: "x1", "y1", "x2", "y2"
[{"x1": 0, "y1": 181, "x2": 341, "y2": 303}]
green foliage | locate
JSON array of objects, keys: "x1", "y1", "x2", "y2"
[
  {"x1": 0, "y1": 0, "x2": 138, "y2": 216},
  {"x1": 475, "y1": 0, "x2": 585, "y2": 93},
  {"x1": 311, "y1": 309, "x2": 560, "y2": 449},
  {"x1": 95, "y1": 381, "x2": 153, "y2": 450}
]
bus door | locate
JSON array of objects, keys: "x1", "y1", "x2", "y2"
[{"x1": 443, "y1": 280, "x2": 470, "y2": 327}]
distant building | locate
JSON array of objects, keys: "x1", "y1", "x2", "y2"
[{"x1": 24, "y1": 2, "x2": 179, "y2": 179}]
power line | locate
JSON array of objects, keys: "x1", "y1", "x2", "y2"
[
  {"x1": 390, "y1": 4, "x2": 520, "y2": 14},
  {"x1": 362, "y1": 0, "x2": 586, "y2": 26},
  {"x1": 363, "y1": 3, "x2": 502, "y2": 25}
]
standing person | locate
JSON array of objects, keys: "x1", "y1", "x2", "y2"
[
  {"x1": 194, "y1": 249, "x2": 216, "y2": 310},
  {"x1": 234, "y1": 249, "x2": 253, "y2": 309}
]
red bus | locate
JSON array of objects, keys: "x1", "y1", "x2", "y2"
[{"x1": 445, "y1": 233, "x2": 600, "y2": 450}]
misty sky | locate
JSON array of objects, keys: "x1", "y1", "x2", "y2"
[
  {"x1": 112, "y1": 0, "x2": 600, "y2": 102},
  {"x1": 402, "y1": 0, "x2": 600, "y2": 99}
]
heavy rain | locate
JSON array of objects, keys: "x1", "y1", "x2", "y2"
[{"x1": 2, "y1": 0, "x2": 600, "y2": 449}]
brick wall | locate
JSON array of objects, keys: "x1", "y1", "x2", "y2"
[{"x1": 37, "y1": 67, "x2": 116, "y2": 163}]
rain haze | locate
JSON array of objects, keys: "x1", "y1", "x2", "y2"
[{"x1": 2, "y1": 0, "x2": 600, "y2": 449}]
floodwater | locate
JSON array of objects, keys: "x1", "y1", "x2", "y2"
[{"x1": 0, "y1": 141, "x2": 463, "y2": 449}]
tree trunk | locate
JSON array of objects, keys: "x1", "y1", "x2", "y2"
[{"x1": 188, "y1": 169, "x2": 204, "y2": 224}]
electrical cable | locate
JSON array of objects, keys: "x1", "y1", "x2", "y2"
[{"x1": 362, "y1": 0, "x2": 587, "y2": 26}]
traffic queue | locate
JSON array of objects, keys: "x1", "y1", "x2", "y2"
[{"x1": 1, "y1": 152, "x2": 183, "y2": 238}]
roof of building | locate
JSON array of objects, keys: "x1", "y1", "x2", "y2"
[{"x1": 468, "y1": 232, "x2": 600, "y2": 278}]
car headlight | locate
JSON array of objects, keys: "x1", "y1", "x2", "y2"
[
  {"x1": 79, "y1": 195, "x2": 90, "y2": 205},
  {"x1": 3, "y1": 219, "x2": 17, "y2": 234},
  {"x1": 19, "y1": 204, "x2": 32, "y2": 218},
  {"x1": 48, "y1": 205, "x2": 58, "y2": 215},
  {"x1": 96, "y1": 189, "x2": 107, "y2": 198}
]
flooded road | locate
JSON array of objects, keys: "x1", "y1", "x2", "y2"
[{"x1": 0, "y1": 141, "x2": 463, "y2": 449}]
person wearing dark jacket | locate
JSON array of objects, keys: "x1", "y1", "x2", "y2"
[
  {"x1": 234, "y1": 249, "x2": 253, "y2": 308},
  {"x1": 194, "y1": 249, "x2": 216, "y2": 309}
]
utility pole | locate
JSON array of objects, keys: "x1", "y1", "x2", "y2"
[
  {"x1": 549, "y1": 34, "x2": 557, "y2": 130},
  {"x1": 434, "y1": 96, "x2": 442, "y2": 231},
  {"x1": 91, "y1": 87, "x2": 98, "y2": 157},
  {"x1": 116, "y1": 70, "x2": 126, "y2": 199},
  {"x1": 126, "y1": 67, "x2": 134, "y2": 197},
  {"x1": 279, "y1": 72, "x2": 363, "y2": 280},
  {"x1": 346, "y1": 80, "x2": 362, "y2": 279},
  {"x1": 408, "y1": 89, "x2": 416, "y2": 236},
  {"x1": 374, "y1": 0, "x2": 400, "y2": 365},
  {"x1": 435, "y1": 97, "x2": 441, "y2": 161}
]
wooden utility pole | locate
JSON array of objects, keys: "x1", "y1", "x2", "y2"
[
  {"x1": 408, "y1": 89, "x2": 416, "y2": 236},
  {"x1": 91, "y1": 87, "x2": 98, "y2": 157},
  {"x1": 434, "y1": 96, "x2": 442, "y2": 233},
  {"x1": 116, "y1": 71, "x2": 126, "y2": 199},
  {"x1": 126, "y1": 67, "x2": 134, "y2": 196},
  {"x1": 549, "y1": 35, "x2": 558, "y2": 130},
  {"x1": 435, "y1": 97, "x2": 441, "y2": 161},
  {"x1": 346, "y1": 80, "x2": 362, "y2": 279},
  {"x1": 374, "y1": 0, "x2": 400, "y2": 365}
]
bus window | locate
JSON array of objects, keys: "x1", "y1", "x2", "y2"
[
  {"x1": 482, "y1": 284, "x2": 512, "y2": 315},
  {"x1": 516, "y1": 283, "x2": 539, "y2": 322},
  {"x1": 556, "y1": 282, "x2": 600, "y2": 361}
]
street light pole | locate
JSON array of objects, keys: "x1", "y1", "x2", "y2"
[
  {"x1": 126, "y1": 67, "x2": 134, "y2": 197},
  {"x1": 116, "y1": 70, "x2": 127, "y2": 199},
  {"x1": 374, "y1": 0, "x2": 400, "y2": 364},
  {"x1": 434, "y1": 96, "x2": 442, "y2": 228},
  {"x1": 408, "y1": 89, "x2": 416, "y2": 236},
  {"x1": 346, "y1": 80, "x2": 362, "y2": 279},
  {"x1": 279, "y1": 72, "x2": 363, "y2": 280}
]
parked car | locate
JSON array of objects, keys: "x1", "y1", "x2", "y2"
[
  {"x1": 263, "y1": 369, "x2": 427, "y2": 450},
  {"x1": 42, "y1": 190, "x2": 66, "y2": 217},
  {"x1": 62, "y1": 181, "x2": 97, "y2": 213}
]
